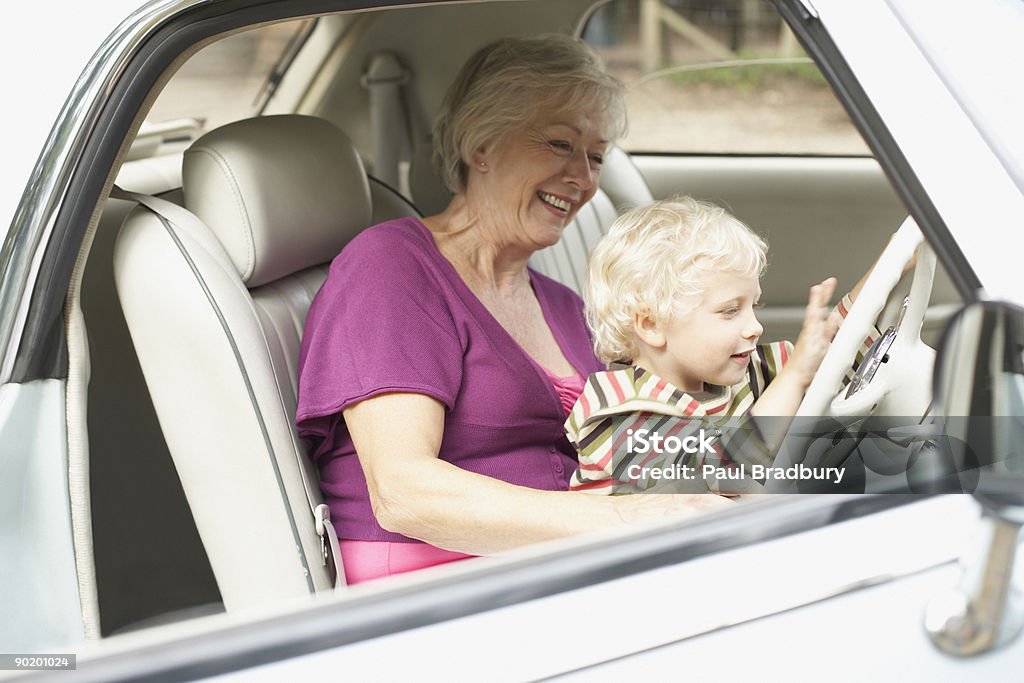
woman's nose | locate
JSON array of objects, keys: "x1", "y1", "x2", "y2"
[{"x1": 564, "y1": 149, "x2": 597, "y2": 190}]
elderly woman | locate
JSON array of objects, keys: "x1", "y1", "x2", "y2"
[{"x1": 296, "y1": 34, "x2": 729, "y2": 584}]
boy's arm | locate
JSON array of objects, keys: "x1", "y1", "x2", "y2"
[{"x1": 834, "y1": 293, "x2": 884, "y2": 386}]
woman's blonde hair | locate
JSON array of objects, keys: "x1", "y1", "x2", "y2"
[
  {"x1": 586, "y1": 196, "x2": 768, "y2": 364},
  {"x1": 433, "y1": 34, "x2": 626, "y2": 194}
]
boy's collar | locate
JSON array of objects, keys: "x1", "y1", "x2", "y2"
[{"x1": 626, "y1": 364, "x2": 727, "y2": 402}]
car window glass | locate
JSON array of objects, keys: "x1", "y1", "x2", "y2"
[
  {"x1": 582, "y1": 0, "x2": 869, "y2": 155},
  {"x1": 142, "y1": 20, "x2": 312, "y2": 139}
]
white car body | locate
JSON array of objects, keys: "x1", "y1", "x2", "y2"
[
  {"x1": 1, "y1": 0, "x2": 1022, "y2": 680},
  {"x1": 3, "y1": 2, "x2": 146, "y2": 239}
]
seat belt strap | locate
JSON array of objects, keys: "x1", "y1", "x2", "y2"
[
  {"x1": 361, "y1": 52, "x2": 410, "y2": 191},
  {"x1": 110, "y1": 185, "x2": 347, "y2": 589}
]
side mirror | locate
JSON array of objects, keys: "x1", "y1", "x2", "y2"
[
  {"x1": 933, "y1": 300, "x2": 1024, "y2": 502},
  {"x1": 927, "y1": 300, "x2": 1024, "y2": 656}
]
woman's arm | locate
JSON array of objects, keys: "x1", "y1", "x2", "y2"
[{"x1": 345, "y1": 392, "x2": 733, "y2": 555}]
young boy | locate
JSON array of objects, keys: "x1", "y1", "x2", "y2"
[{"x1": 566, "y1": 197, "x2": 874, "y2": 494}]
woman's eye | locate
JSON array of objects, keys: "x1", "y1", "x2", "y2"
[
  {"x1": 589, "y1": 154, "x2": 604, "y2": 166},
  {"x1": 549, "y1": 140, "x2": 572, "y2": 154}
]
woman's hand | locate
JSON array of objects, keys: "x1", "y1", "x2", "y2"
[
  {"x1": 613, "y1": 492, "x2": 735, "y2": 526},
  {"x1": 345, "y1": 392, "x2": 733, "y2": 555}
]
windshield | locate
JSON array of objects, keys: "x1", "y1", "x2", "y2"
[{"x1": 889, "y1": 0, "x2": 1024, "y2": 193}]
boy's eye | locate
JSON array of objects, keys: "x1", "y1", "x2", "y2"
[
  {"x1": 721, "y1": 308, "x2": 739, "y2": 317},
  {"x1": 753, "y1": 302, "x2": 764, "y2": 310}
]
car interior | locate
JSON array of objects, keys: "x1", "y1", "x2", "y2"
[{"x1": 70, "y1": 0, "x2": 963, "y2": 639}]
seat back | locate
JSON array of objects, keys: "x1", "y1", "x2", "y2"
[{"x1": 114, "y1": 115, "x2": 399, "y2": 610}]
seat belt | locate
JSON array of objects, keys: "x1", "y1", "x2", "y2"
[
  {"x1": 110, "y1": 185, "x2": 347, "y2": 589},
  {"x1": 361, "y1": 52, "x2": 411, "y2": 193}
]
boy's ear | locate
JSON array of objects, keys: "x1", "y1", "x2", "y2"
[{"x1": 632, "y1": 312, "x2": 666, "y2": 350}]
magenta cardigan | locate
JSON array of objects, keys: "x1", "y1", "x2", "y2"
[{"x1": 296, "y1": 218, "x2": 602, "y2": 543}]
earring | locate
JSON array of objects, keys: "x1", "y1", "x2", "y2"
[{"x1": 479, "y1": 161, "x2": 487, "y2": 168}]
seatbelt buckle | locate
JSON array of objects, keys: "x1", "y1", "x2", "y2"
[
  {"x1": 315, "y1": 503, "x2": 345, "y2": 588},
  {"x1": 314, "y1": 504, "x2": 331, "y2": 567}
]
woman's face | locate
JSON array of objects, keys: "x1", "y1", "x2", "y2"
[{"x1": 473, "y1": 110, "x2": 608, "y2": 250}]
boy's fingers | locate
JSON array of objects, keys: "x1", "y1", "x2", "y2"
[
  {"x1": 806, "y1": 286, "x2": 822, "y2": 311},
  {"x1": 818, "y1": 277, "x2": 838, "y2": 303},
  {"x1": 806, "y1": 277, "x2": 838, "y2": 316},
  {"x1": 905, "y1": 246, "x2": 919, "y2": 272},
  {"x1": 825, "y1": 311, "x2": 842, "y2": 341}
]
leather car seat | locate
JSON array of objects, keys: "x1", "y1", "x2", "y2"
[{"x1": 114, "y1": 115, "x2": 410, "y2": 610}]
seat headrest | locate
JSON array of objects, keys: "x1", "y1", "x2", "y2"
[
  {"x1": 599, "y1": 146, "x2": 654, "y2": 209},
  {"x1": 183, "y1": 115, "x2": 371, "y2": 287}
]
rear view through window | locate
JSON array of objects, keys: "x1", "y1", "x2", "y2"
[{"x1": 583, "y1": 0, "x2": 869, "y2": 155}]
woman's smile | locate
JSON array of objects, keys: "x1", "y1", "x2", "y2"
[{"x1": 537, "y1": 190, "x2": 574, "y2": 215}]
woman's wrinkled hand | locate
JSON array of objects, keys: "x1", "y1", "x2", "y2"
[{"x1": 613, "y1": 492, "x2": 735, "y2": 525}]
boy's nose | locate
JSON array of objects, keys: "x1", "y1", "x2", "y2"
[{"x1": 743, "y1": 316, "x2": 764, "y2": 340}]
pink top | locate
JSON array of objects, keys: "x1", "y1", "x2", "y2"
[{"x1": 543, "y1": 367, "x2": 586, "y2": 416}]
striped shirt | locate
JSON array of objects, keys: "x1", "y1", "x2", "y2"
[{"x1": 566, "y1": 296, "x2": 876, "y2": 495}]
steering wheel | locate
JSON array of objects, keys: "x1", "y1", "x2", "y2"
[
  {"x1": 795, "y1": 216, "x2": 937, "y2": 420},
  {"x1": 764, "y1": 217, "x2": 938, "y2": 491}
]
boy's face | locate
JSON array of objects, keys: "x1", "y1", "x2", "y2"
[{"x1": 642, "y1": 270, "x2": 764, "y2": 393}]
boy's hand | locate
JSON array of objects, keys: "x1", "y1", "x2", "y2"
[
  {"x1": 787, "y1": 277, "x2": 839, "y2": 389},
  {"x1": 749, "y1": 278, "x2": 839, "y2": 422}
]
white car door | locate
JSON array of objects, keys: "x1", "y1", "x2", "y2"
[{"x1": 0, "y1": 0, "x2": 159, "y2": 651}]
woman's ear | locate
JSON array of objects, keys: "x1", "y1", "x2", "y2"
[
  {"x1": 471, "y1": 143, "x2": 492, "y2": 172},
  {"x1": 632, "y1": 312, "x2": 666, "y2": 350}
]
